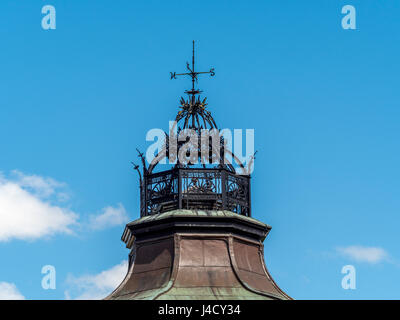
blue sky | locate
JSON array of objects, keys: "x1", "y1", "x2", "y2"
[{"x1": 0, "y1": 0, "x2": 399, "y2": 299}]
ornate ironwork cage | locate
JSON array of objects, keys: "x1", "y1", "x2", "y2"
[
  {"x1": 141, "y1": 167, "x2": 251, "y2": 217},
  {"x1": 133, "y1": 42, "x2": 254, "y2": 219}
]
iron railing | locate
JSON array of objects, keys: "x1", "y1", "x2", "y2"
[{"x1": 141, "y1": 167, "x2": 251, "y2": 217}]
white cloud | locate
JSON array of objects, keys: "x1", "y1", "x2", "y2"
[
  {"x1": 0, "y1": 171, "x2": 78, "y2": 242},
  {"x1": 89, "y1": 203, "x2": 129, "y2": 230},
  {"x1": 0, "y1": 282, "x2": 25, "y2": 300},
  {"x1": 336, "y1": 245, "x2": 389, "y2": 264},
  {"x1": 0, "y1": 170, "x2": 130, "y2": 242},
  {"x1": 65, "y1": 260, "x2": 128, "y2": 300},
  {"x1": 10, "y1": 170, "x2": 67, "y2": 199}
]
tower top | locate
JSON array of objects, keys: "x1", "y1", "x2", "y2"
[{"x1": 108, "y1": 42, "x2": 291, "y2": 302}]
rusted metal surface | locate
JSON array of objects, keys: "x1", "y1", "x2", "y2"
[{"x1": 106, "y1": 210, "x2": 291, "y2": 300}]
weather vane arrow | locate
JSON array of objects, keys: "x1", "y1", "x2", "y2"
[{"x1": 170, "y1": 41, "x2": 215, "y2": 99}]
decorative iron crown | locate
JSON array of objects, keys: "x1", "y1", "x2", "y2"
[{"x1": 132, "y1": 41, "x2": 253, "y2": 217}]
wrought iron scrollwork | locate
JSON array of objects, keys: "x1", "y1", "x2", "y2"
[{"x1": 142, "y1": 168, "x2": 250, "y2": 217}]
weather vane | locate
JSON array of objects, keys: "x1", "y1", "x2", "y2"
[{"x1": 170, "y1": 40, "x2": 215, "y2": 101}]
